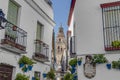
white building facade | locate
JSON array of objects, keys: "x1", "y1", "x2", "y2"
[
  {"x1": 0, "y1": 0, "x2": 55, "y2": 80},
  {"x1": 68, "y1": 0, "x2": 120, "y2": 80}
]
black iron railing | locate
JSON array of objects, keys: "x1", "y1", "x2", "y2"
[
  {"x1": 1, "y1": 21, "x2": 27, "y2": 51},
  {"x1": 34, "y1": 40, "x2": 49, "y2": 61},
  {"x1": 101, "y1": 4, "x2": 120, "y2": 51},
  {"x1": 70, "y1": 36, "x2": 76, "y2": 57}
]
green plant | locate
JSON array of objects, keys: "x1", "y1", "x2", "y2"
[
  {"x1": 35, "y1": 76, "x2": 40, "y2": 80},
  {"x1": 112, "y1": 40, "x2": 120, "y2": 47},
  {"x1": 18, "y1": 55, "x2": 35, "y2": 72},
  {"x1": 15, "y1": 73, "x2": 29, "y2": 80},
  {"x1": 18, "y1": 55, "x2": 30, "y2": 64},
  {"x1": 92, "y1": 54, "x2": 107, "y2": 64},
  {"x1": 47, "y1": 68, "x2": 55, "y2": 80},
  {"x1": 78, "y1": 57, "x2": 82, "y2": 61},
  {"x1": 64, "y1": 72, "x2": 73, "y2": 80},
  {"x1": 18, "y1": 55, "x2": 35, "y2": 65},
  {"x1": 69, "y1": 58, "x2": 77, "y2": 66},
  {"x1": 112, "y1": 59, "x2": 120, "y2": 69}
]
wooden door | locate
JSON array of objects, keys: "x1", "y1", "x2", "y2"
[{"x1": 0, "y1": 64, "x2": 13, "y2": 80}]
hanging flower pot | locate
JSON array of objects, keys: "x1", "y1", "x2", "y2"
[
  {"x1": 106, "y1": 63, "x2": 111, "y2": 69},
  {"x1": 12, "y1": 25, "x2": 17, "y2": 31},
  {"x1": 71, "y1": 65, "x2": 76, "y2": 69},
  {"x1": 77, "y1": 57, "x2": 82, "y2": 66},
  {"x1": 32, "y1": 77, "x2": 35, "y2": 80},
  {"x1": 19, "y1": 63, "x2": 24, "y2": 68},
  {"x1": 78, "y1": 61, "x2": 82, "y2": 66},
  {"x1": 43, "y1": 73, "x2": 47, "y2": 78},
  {"x1": 74, "y1": 75, "x2": 78, "y2": 79},
  {"x1": 71, "y1": 68, "x2": 76, "y2": 74},
  {"x1": 24, "y1": 67, "x2": 28, "y2": 72},
  {"x1": 22, "y1": 66, "x2": 28, "y2": 72},
  {"x1": 28, "y1": 65, "x2": 33, "y2": 71}
]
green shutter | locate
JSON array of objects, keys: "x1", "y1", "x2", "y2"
[
  {"x1": 7, "y1": 1, "x2": 19, "y2": 25},
  {"x1": 36, "y1": 23, "x2": 42, "y2": 40}
]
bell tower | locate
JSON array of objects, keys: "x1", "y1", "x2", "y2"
[{"x1": 56, "y1": 25, "x2": 66, "y2": 67}]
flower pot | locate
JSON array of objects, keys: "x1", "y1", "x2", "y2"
[
  {"x1": 71, "y1": 68, "x2": 76, "y2": 74},
  {"x1": 32, "y1": 77, "x2": 35, "y2": 80},
  {"x1": 19, "y1": 63, "x2": 24, "y2": 68},
  {"x1": 71, "y1": 65, "x2": 76, "y2": 69},
  {"x1": 28, "y1": 65, "x2": 33, "y2": 71},
  {"x1": 74, "y1": 75, "x2": 78, "y2": 79},
  {"x1": 106, "y1": 63, "x2": 111, "y2": 69},
  {"x1": 78, "y1": 61, "x2": 82, "y2": 66},
  {"x1": 43, "y1": 73, "x2": 47, "y2": 78},
  {"x1": 23, "y1": 67, "x2": 28, "y2": 72},
  {"x1": 12, "y1": 26, "x2": 17, "y2": 31}
]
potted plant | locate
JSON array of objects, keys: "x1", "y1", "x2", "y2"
[
  {"x1": 18, "y1": 55, "x2": 30, "y2": 68},
  {"x1": 73, "y1": 73, "x2": 78, "y2": 80},
  {"x1": 15, "y1": 73, "x2": 29, "y2": 80},
  {"x1": 32, "y1": 76, "x2": 40, "y2": 80},
  {"x1": 22, "y1": 65, "x2": 28, "y2": 72},
  {"x1": 112, "y1": 59, "x2": 120, "y2": 69},
  {"x1": 106, "y1": 62, "x2": 111, "y2": 69},
  {"x1": 69, "y1": 58, "x2": 77, "y2": 68},
  {"x1": 77, "y1": 57, "x2": 82, "y2": 66},
  {"x1": 92, "y1": 54, "x2": 107, "y2": 64},
  {"x1": 112, "y1": 40, "x2": 120, "y2": 47},
  {"x1": 64, "y1": 72, "x2": 73, "y2": 80},
  {"x1": 18, "y1": 55, "x2": 35, "y2": 72},
  {"x1": 43, "y1": 73, "x2": 47, "y2": 78},
  {"x1": 70, "y1": 68, "x2": 76, "y2": 74},
  {"x1": 28, "y1": 59, "x2": 36, "y2": 71},
  {"x1": 47, "y1": 68, "x2": 55, "y2": 80}
]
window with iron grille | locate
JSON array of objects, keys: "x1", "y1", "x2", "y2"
[{"x1": 101, "y1": 1, "x2": 120, "y2": 51}]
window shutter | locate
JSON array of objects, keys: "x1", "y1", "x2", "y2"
[
  {"x1": 7, "y1": 1, "x2": 19, "y2": 25},
  {"x1": 36, "y1": 23, "x2": 42, "y2": 40}
]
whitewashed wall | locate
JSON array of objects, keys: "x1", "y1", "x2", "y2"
[
  {"x1": 77, "y1": 54, "x2": 120, "y2": 80},
  {"x1": 72, "y1": 0, "x2": 120, "y2": 80},
  {"x1": 0, "y1": 0, "x2": 55, "y2": 80}
]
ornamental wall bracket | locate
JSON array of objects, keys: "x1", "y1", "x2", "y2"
[{"x1": 84, "y1": 55, "x2": 96, "y2": 79}]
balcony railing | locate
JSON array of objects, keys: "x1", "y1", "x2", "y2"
[
  {"x1": 33, "y1": 40, "x2": 49, "y2": 62},
  {"x1": 0, "y1": 21, "x2": 27, "y2": 53},
  {"x1": 70, "y1": 36, "x2": 76, "y2": 58}
]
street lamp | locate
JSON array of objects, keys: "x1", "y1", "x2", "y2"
[{"x1": 0, "y1": 9, "x2": 6, "y2": 29}]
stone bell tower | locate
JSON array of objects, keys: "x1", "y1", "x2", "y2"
[{"x1": 56, "y1": 25, "x2": 66, "y2": 67}]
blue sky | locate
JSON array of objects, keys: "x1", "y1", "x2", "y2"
[{"x1": 52, "y1": 0, "x2": 71, "y2": 37}]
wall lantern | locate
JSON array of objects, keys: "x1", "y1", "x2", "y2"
[{"x1": 0, "y1": 9, "x2": 6, "y2": 29}]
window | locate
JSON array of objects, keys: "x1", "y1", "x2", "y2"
[
  {"x1": 7, "y1": 0, "x2": 19, "y2": 25},
  {"x1": 58, "y1": 46, "x2": 60, "y2": 52},
  {"x1": 36, "y1": 22, "x2": 43, "y2": 53},
  {"x1": 36, "y1": 22, "x2": 43, "y2": 40},
  {"x1": 101, "y1": 1, "x2": 120, "y2": 51}
]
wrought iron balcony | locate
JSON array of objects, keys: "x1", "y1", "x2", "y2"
[
  {"x1": 33, "y1": 40, "x2": 49, "y2": 62},
  {"x1": 0, "y1": 21, "x2": 27, "y2": 53},
  {"x1": 70, "y1": 36, "x2": 76, "y2": 58}
]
